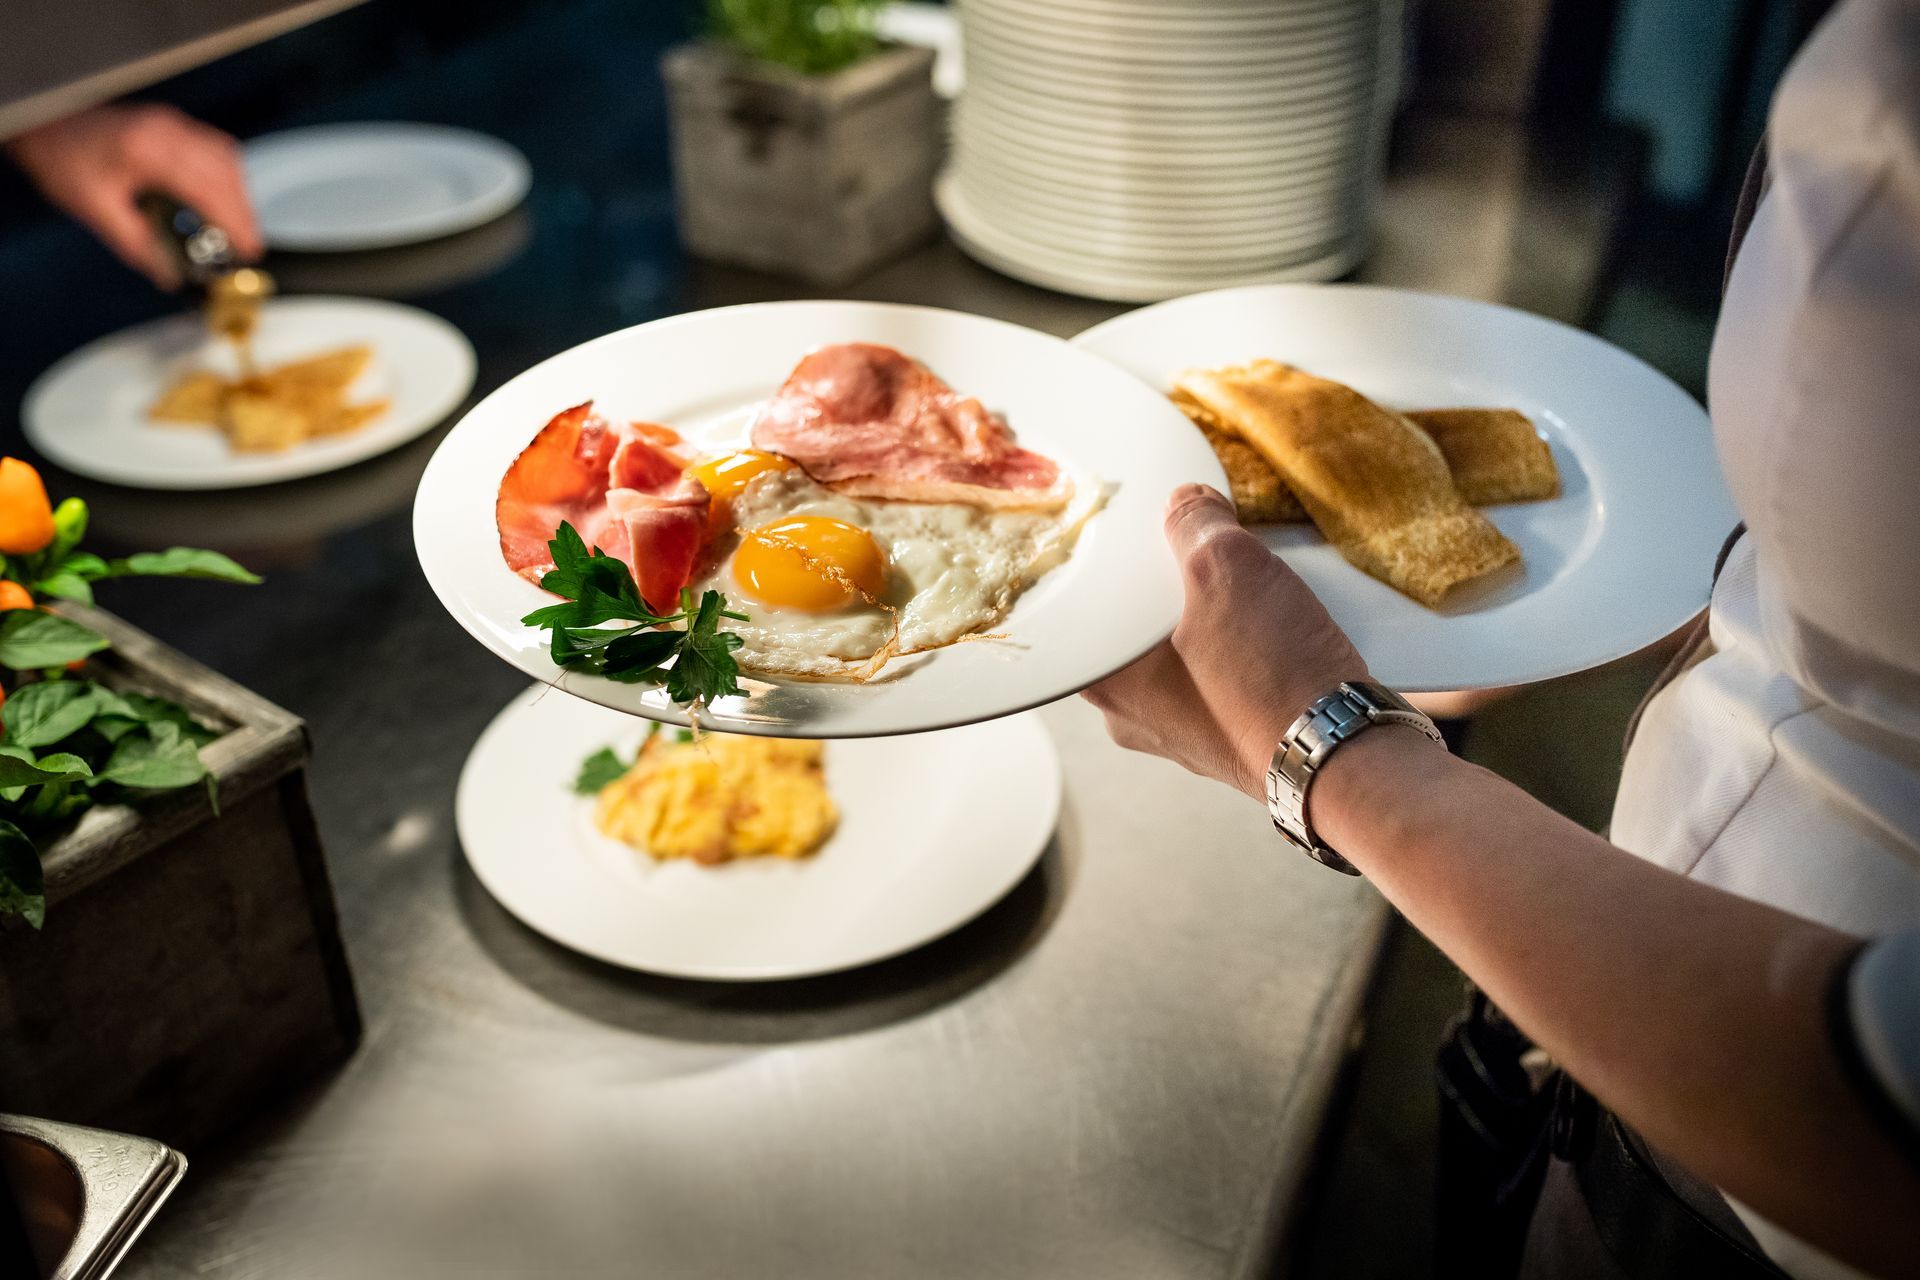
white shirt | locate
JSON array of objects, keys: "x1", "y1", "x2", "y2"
[{"x1": 1611, "y1": 0, "x2": 1920, "y2": 1274}]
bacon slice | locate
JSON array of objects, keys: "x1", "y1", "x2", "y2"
[
  {"x1": 750, "y1": 343, "x2": 1067, "y2": 508},
  {"x1": 605, "y1": 483, "x2": 710, "y2": 615},
  {"x1": 497, "y1": 402, "x2": 708, "y2": 611}
]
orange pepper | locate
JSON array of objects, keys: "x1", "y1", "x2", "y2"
[
  {"x1": 0, "y1": 581, "x2": 33, "y2": 611},
  {"x1": 0, "y1": 459, "x2": 56, "y2": 556}
]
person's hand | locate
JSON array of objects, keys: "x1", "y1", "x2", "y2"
[
  {"x1": 6, "y1": 103, "x2": 262, "y2": 288},
  {"x1": 1083, "y1": 484, "x2": 1370, "y2": 800}
]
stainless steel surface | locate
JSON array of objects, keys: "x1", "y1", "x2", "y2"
[
  {"x1": 0, "y1": 1114, "x2": 186, "y2": 1280},
  {"x1": 0, "y1": 5, "x2": 1638, "y2": 1270},
  {"x1": 0, "y1": 0, "x2": 365, "y2": 139}
]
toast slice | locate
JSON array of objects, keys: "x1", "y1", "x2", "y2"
[
  {"x1": 1403, "y1": 408, "x2": 1558, "y2": 506},
  {"x1": 1169, "y1": 388, "x2": 1307, "y2": 522},
  {"x1": 1173, "y1": 360, "x2": 1520, "y2": 607}
]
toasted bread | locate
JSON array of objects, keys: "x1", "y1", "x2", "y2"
[
  {"x1": 1404, "y1": 408, "x2": 1559, "y2": 505},
  {"x1": 1174, "y1": 361, "x2": 1519, "y2": 607},
  {"x1": 1169, "y1": 389, "x2": 1306, "y2": 522}
]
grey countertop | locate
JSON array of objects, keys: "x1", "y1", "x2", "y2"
[{"x1": 0, "y1": 6, "x2": 1637, "y2": 1270}]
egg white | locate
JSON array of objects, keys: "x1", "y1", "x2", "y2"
[{"x1": 692, "y1": 469, "x2": 1097, "y2": 679}]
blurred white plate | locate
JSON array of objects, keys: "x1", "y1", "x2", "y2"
[
  {"x1": 940, "y1": 181, "x2": 1368, "y2": 302},
  {"x1": 956, "y1": 87, "x2": 1377, "y2": 156},
  {"x1": 961, "y1": 0, "x2": 1369, "y2": 58},
  {"x1": 1074, "y1": 285, "x2": 1739, "y2": 689},
  {"x1": 951, "y1": 133, "x2": 1371, "y2": 200},
  {"x1": 458, "y1": 686, "x2": 1060, "y2": 980},
  {"x1": 951, "y1": 153, "x2": 1365, "y2": 229},
  {"x1": 962, "y1": 21, "x2": 1376, "y2": 79},
  {"x1": 246, "y1": 122, "x2": 531, "y2": 252},
  {"x1": 938, "y1": 174, "x2": 1364, "y2": 271},
  {"x1": 23, "y1": 296, "x2": 475, "y2": 490},
  {"x1": 962, "y1": 55, "x2": 1374, "y2": 113},
  {"x1": 414, "y1": 301, "x2": 1226, "y2": 738},
  {"x1": 951, "y1": 181, "x2": 1359, "y2": 255},
  {"x1": 963, "y1": 0, "x2": 1362, "y2": 35}
]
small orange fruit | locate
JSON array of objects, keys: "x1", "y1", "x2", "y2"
[
  {"x1": 0, "y1": 582, "x2": 34, "y2": 611},
  {"x1": 0, "y1": 459, "x2": 56, "y2": 556}
]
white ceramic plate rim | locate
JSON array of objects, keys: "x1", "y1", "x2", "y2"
[
  {"x1": 939, "y1": 188, "x2": 1369, "y2": 302},
  {"x1": 413, "y1": 301, "x2": 1228, "y2": 737},
  {"x1": 245, "y1": 122, "x2": 531, "y2": 252},
  {"x1": 456, "y1": 688, "x2": 1061, "y2": 980},
  {"x1": 961, "y1": 54, "x2": 1377, "y2": 113},
  {"x1": 937, "y1": 177, "x2": 1365, "y2": 274},
  {"x1": 1072, "y1": 285, "x2": 1737, "y2": 689},
  {"x1": 953, "y1": 97, "x2": 1380, "y2": 164},
  {"x1": 22, "y1": 296, "x2": 476, "y2": 490},
  {"x1": 950, "y1": 173, "x2": 1363, "y2": 248},
  {"x1": 960, "y1": 18, "x2": 1379, "y2": 75},
  {"x1": 950, "y1": 135, "x2": 1370, "y2": 206},
  {"x1": 962, "y1": 0, "x2": 1370, "y2": 34}
]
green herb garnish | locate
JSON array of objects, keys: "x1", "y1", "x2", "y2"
[
  {"x1": 573, "y1": 746, "x2": 630, "y2": 795},
  {"x1": 523, "y1": 523, "x2": 749, "y2": 708}
]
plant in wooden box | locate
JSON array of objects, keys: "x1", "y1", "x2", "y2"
[
  {"x1": 0, "y1": 456, "x2": 257, "y2": 927},
  {"x1": 1, "y1": 457, "x2": 360, "y2": 1151},
  {"x1": 663, "y1": 0, "x2": 941, "y2": 285}
]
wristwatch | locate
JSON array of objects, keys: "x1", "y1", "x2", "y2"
[{"x1": 1266, "y1": 679, "x2": 1445, "y2": 875}]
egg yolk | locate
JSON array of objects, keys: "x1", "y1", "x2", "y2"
[
  {"x1": 689, "y1": 450, "x2": 793, "y2": 501},
  {"x1": 733, "y1": 516, "x2": 888, "y2": 611}
]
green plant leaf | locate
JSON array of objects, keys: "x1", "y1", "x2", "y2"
[
  {"x1": 0, "y1": 819, "x2": 45, "y2": 929},
  {"x1": 101, "y1": 548, "x2": 261, "y2": 585},
  {"x1": 113, "y1": 693, "x2": 220, "y2": 746},
  {"x1": 32, "y1": 571, "x2": 93, "y2": 604},
  {"x1": 664, "y1": 591, "x2": 747, "y2": 705},
  {"x1": 573, "y1": 746, "x2": 630, "y2": 795},
  {"x1": 0, "y1": 680, "x2": 102, "y2": 748},
  {"x1": 0, "y1": 612, "x2": 110, "y2": 670},
  {"x1": 0, "y1": 747, "x2": 94, "y2": 789},
  {"x1": 93, "y1": 722, "x2": 206, "y2": 791},
  {"x1": 599, "y1": 629, "x2": 683, "y2": 680}
]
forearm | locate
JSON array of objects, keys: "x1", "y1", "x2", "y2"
[{"x1": 1307, "y1": 728, "x2": 1919, "y2": 1277}]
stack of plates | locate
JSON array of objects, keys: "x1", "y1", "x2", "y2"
[{"x1": 940, "y1": 0, "x2": 1398, "y2": 302}]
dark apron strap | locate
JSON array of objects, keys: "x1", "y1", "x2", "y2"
[
  {"x1": 1435, "y1": 996, "x2": 1791, "y2": 1280},
  {"x1": 1560, "y1": 1084, "x2": 1791, "y2": 1278}
]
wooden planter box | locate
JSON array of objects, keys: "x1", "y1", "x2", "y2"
[
  {"x1": 0, "y1": 606, "x2": 360, "y2": 1153},
  {"x1": 663, "y1": 41, "x2": 941, "y2": 286}
]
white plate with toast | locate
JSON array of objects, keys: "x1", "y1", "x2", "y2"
[
  {"x1": 458, "y1": 686, "x2": 1059, "y2": 980},
  {"x1": 23, "y1": 296, "x2": 475, "y2": 490},
  {"x1": 1074, "y1": 285, "x2": 1738, "y2": 691},
  {"x1": 414, "y1": 301, "x2": 1227, "y2": 738}
]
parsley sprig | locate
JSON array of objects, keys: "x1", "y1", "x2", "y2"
[{"x1": 521, "y1": 522, "x2": 749, "y2": 707}]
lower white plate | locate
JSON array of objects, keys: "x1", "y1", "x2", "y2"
[
  {"x1": 1074, "y1": 285, "x2": 1739, "y2": 689},
  {"x1": 457, "y1": 687, "x2": 1061, "y2": 980},
  {"x1": 23, "y1": 296, "x2": 475, "y2": 490}
]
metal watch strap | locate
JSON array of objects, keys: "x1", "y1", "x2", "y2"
[{"x1": 1266, "y1": 679, "x2": 1445, "y2": 875}]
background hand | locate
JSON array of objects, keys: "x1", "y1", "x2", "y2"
[
  {"x1": 1083, "y1": 484, "x2": 1369, "y2": 800},
  {"x1": 6, "y1": 104, "x2": 262, "y2": 288}
]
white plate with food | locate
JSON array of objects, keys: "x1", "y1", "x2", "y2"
[
  {"x1": 1074, "y1": 284, "x2": 1739, "y2": 690},
  {"x1": 246, "y1": 122, "x2": 532, "y2": 252},
  {"x1": 457, "y1": 685, "x2": 1060, "y2": 980},
  {"x1": 23, "y1": 296, "x2": 475, "y2": 489},
  {"x1": 414, "y1": 301, "x2": 1225, "y2": 737}
]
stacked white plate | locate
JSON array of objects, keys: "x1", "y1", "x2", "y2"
[{"x1": 941, "y1": 0, "x2": 1399, "y2": 302}]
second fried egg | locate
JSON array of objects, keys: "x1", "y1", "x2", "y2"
[{"x1": 691, "y1": 468, "x2": 1089, "y2": 678}]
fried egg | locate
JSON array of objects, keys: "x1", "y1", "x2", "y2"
[{"x1": 690, "y1": 467, "x2": 1095, "y2": 678}]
